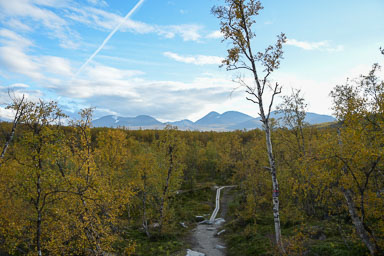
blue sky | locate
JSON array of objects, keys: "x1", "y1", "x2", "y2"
[{"x1": 0, "y1": 0, "x2": 383, "y2": 121}]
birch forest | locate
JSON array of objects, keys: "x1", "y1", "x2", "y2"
[{"x1": 0, "y1": 0, "x2": 383, "y2": 255}]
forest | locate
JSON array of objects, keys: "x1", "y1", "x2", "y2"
[{"x1": 0, "y1": 0, "x2": 383, "y2": 255}]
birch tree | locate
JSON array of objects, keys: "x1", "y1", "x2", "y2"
[
  {"x1": 277, "y1": 89, "x2": 308, "y2": 157},
  {"x1": 133, "y1": 149, "x2": 157, "y2": 238},
  {"x1": 64, "y1": 109, "x2": 134, "y2": 255},
  {"x1": 0, "y1": 93, "x2": 28, "y2": 167},
  {"x1": 157, "y1": 127, "x2": 185, "y2": 233},
  {"x1": 14, "y1": 100, "x2": 66, "y2": 256},
  {"x1": 327, "y1": 55, "x2": 384, "y2": 255},
  {"x1": 212, "y1": 0, "x2": 286, "y2": 251}
]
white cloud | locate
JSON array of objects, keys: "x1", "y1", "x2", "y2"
[
  {"x1": 82, "y1": 64, "x2": 144, "y2": 81},
  {"x1": 286, "y1": 38, "x2": 344, "y2": 52},
  {"x1": 164, "y1": 52, "x2": 223, "y2": 65},
  {"x1": 0, "y1": 46, "x2": 43, "y2": 80},
  {"x1": 206, "y1": 30, "x2": 223, "y2": 39},
  {"x1": 286, "y1": 39, "x2": 327, "y2": 50},
  {"x1": 165, "y1": 24, "x2": 202, "y2": 41},
  {"x1": 67, "y1": 7, "x2": 203, "y2": 41},
  {"x1": 87, "y1": 0, "x2": 108, "y2": 7},
  {"x1": 67, "y1": 6, "x2": 154, "y2": 34},
  {"x1": 0, "y1": 28, "x2": 34, "y2": 49},
  {"x1": 0, "y1": 30, "x2": 76, "y2": 81},
  {"x1": 32, "y1": 0, "x2": 71, "y2": 8},
  {"x1": 39, "y1": 56, "x2": 73, "y2": 76},
  {"x1": 0, "y1": 0, "x2": 79, "y2": 49},
  {"x1": 9, "y1": 83, "x2": 30, "y2": 88},
  {"x1": 6, "y1": 18, "x2": 32, "y2": 31},
  {"x1": 61, "y1": 79, "x2": 140, "y2": 99}
]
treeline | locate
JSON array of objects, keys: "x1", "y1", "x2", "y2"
[{"x1": 0, "y1": 67, "x2": 383, "y2": 255}]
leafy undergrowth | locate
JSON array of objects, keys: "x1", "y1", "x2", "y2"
[
  {"x1": 173, "y1": 184, "x2": 216, "y2": 222},
  {"x1": 223, "y1": 189, "x2": 369, "y2": 256},
  {"x1": 120, "y1": 230, "x2": 184, "y2": 256},
  {"x1": 120, "y1": 187, "x2": 215, "y2": 256}
]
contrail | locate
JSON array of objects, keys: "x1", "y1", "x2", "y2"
[{"x1": 76, "y1": 0, "x2": 145, "y2": 76}]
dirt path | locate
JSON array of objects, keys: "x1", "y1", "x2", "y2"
[{"x1": 186, "y1": 186, "x2": 234, "y2": 256}]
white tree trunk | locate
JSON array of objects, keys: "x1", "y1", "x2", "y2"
[
  {"x1": 265, "y1": 124, "x2": 284, "y2": 251},
  {"x1": 343, "y1": 188, "x2": 378, "y2": 255}
]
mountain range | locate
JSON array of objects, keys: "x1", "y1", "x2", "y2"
[{"x1": 92, "y1": 111, "x2": 336, "y2": 131}]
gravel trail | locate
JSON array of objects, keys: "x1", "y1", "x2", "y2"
[{"x1": 187, "y1": 186, "x2": 235, "y2": 256}]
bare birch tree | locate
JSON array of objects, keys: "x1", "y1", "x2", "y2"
[
  {"x1": 0, "y1": 92, "x2": 27, "y2": 167},
  {"x1": 277, "y1": 89, "x2": 308, "y2": 157},
  {"x1": 212, "y1": 0, "x2": 286, "y2": 251}
]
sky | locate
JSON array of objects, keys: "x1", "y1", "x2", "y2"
[{"x1": 0, "y1": 0, "x2": 383, "y2": 122}]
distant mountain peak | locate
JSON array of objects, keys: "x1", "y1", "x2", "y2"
[
  {"x1": 207, "y1": 111, "x2": 220, "y2": 116},
  {"x1": 135, "y1": 115, "x2": 157, "y2": 120},
  {"x1": 195, "y1": 111, "x2": 254, "y2": 126},
  {"x1": 92, "y1": 111, "x2": 335, "y2": 131},
  {"x1": 92, "y1": 114, "x2": 162, "y2": 128}
]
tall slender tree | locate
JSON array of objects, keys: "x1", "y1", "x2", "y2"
[
  {"x1": 212, "y1": 0, "x2": 286, "y2": 251},
  {"x1": 157, "y1": 127, "x2": 185, "y2": 233}
]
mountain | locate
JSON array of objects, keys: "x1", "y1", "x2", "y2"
[
  {"x1": 304, "y1": 112, "x2": 336, "y2": 124},
  {"x1": 167, "y1": 119, "x2": 195, "y2": 130},
  {"x1": 228, "y1": 118, "x2": 263, "y2": 130},
  {"x1": 92, "y1": 111, "x2": 336, "y2": 131},
  {"x1": 227, "y1": 111, "x2": 336, "y2": 130},
  {"x1": 195, "y1": 111, "x2": 254, "y2": 126},
  {"x1": 194, "y1": 111, "x2": 220, "y2": 126},
  {"x1": 266, "y1": 111, "x2": 335, "y2": 126},
  {"x1": 92, "y1": 115, "x2": 163, "y2": 129},
  {"x1": 266, "y1": 111, "x2": 334, "y2": 124},
  {"x1": 119, "y1": 115, "x2": 162, "y2": 126},
  {"x1": 194, "y1": 111, "x2": 255, "y2": 131},
  {"x1": 92, "y1": 115, "x2": 120, "y2": 128}
]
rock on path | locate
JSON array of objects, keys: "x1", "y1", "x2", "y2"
[{"x1": 186, "y1": 249, "x2": 205, "y2": 256}]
